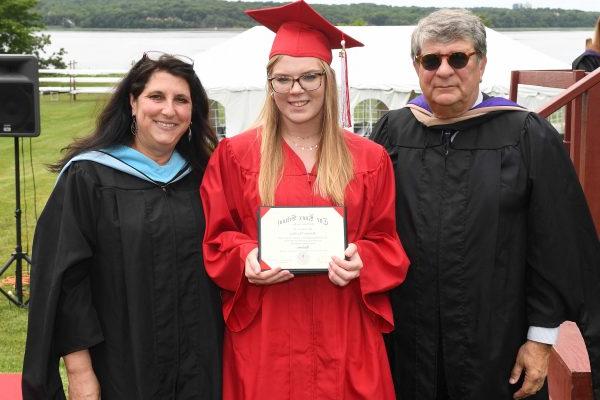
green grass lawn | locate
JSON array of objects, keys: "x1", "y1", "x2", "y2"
[{"x1": 0, "y1": 93, "x2": 108, "y2": 374}]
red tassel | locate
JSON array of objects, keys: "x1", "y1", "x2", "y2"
[{"x1": 339, "y1": 39, "x2": 351, "y2": 128}]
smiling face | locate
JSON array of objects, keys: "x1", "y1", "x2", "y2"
[
  {"x1": 414, "y1": 39, "x2": 487, "y2": 118},
  {"x1": 129, "y1": 70, "x2": 192, "y2": 163},
  {"x1": 270, "y1": 55, "x2": 326, "y2": 135}
]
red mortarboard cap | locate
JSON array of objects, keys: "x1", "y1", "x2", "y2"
[{"x1": 245, "y1": 0, "x2": 363, "y2": 64}]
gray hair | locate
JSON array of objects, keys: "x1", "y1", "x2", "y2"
[{"x1": 411, "y1": 9, "x2": 487, "y2": 59}]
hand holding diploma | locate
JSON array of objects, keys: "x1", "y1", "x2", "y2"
[
  {"x1": 328, "y1": 243, "x2": 363, "y2": 287},
  {"x1": 245, "y1": 248, "x2": 294, "y2": 285}
]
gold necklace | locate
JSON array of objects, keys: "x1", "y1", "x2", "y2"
[{"x1": 286, "y1": 134, "x2": 321, "y2": 152}]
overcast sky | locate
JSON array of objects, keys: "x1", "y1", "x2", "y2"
[{"x1": 228, "y1": 0, "x2": 600, "y2": 12}]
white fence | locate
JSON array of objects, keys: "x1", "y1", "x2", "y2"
[{"x1": 39, "y1": 68, "x2": 127, "y2": 96}]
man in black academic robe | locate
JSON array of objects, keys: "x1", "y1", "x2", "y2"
[{"x1": 372, "y1": 8, "x2": 600, "y2": 400}]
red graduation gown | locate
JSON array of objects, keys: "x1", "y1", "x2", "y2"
[{"x1": 201, "y1": 129, "x2": 409, "y2": 400}]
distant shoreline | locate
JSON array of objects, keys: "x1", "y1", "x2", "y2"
[
  {"x1": 496, "y1": 27, "x2": 595, "y2": 31},
  {"x1": 44, "y1": 26, "x2": 246, "y2": 32},
  {"x1": 38, "y1": 0, "x2": 598, "y2": 31},
  {"x1": 44, "y1": 26, "x2": 592, "y2": 32}
]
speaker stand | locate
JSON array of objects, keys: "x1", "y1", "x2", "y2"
[{"x1": 0, "y1": 138, "x2": 31, "y2": 307}]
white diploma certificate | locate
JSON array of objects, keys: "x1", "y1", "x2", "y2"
[{"x1": 258, "y1": 206, "x2": 347, "y2": 273}]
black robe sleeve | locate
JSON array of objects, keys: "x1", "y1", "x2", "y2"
[
  {"x1": 572, "y1": 54, "x2": 600, "y2": 73},
  {"x1": 522, "y1": 113, "x2": 600, "y2": 399},
  {"x1": 22, "y1": 164, "x2": 104, "y2": 400}
]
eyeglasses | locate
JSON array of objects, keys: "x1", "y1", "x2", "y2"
[
  {"x1": 414, "y1": 51, "x2": 479, "y2": 71},
  {"x1": 143, "y1": 51, "x2": 194, "y2": 66},
  {"x1": 268, "y1": 71, "x2": 325, "y2": 93}
]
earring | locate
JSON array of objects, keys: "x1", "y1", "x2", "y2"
[
  {"x1": 187, "y1": 123, "x2": 192, "y2": 142},
  {"x1": 130, "y1": 117, "x2": 137, "y2": 136}
]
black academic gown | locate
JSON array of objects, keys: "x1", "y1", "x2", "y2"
[
  {"x1": 22, "y1": 160, "x2": 223, "y2": 400},
  {"x1": 371, "y1": 108, "x2": 600, "y2": 399}
]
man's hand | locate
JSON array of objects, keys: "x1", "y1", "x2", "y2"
[
  {"x1": 64, "y1": 350, "x2": 100, "y2": 400},
  {"x1": 509, "y1": 340, "x2": 552, "y2": 399}
]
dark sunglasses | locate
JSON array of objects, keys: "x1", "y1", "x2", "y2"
[{"x1": 414, "y1": 51, "x2": 479, "y2": 71}]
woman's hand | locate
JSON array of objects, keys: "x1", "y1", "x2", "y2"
[
  {"x1": 245, "y1": 248, "x2": 294, "y2": 285},
  {"x1": 64, "y1": 350, "x2": 100, "y2": 400},
  {"x1": 329, "y1": 243, "x2": 363, "y2": 287}
]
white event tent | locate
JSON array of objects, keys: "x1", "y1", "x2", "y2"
[{"x1": 193, "y1": 26, "x2": 568, "y2": 137}]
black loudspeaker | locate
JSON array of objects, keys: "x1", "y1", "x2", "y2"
[{"x1": 0, "y1": 55, "x2": 40, "y2": 137}]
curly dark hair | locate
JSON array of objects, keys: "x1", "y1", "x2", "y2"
[{"x1": 50, "y1": 54, "x2": 217, "y2": 173}]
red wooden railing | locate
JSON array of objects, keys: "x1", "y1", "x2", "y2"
[
  {"x1": 511, "y1": 68, "x2": 600, "y2": 233},
  {"x1": 510, "y1": 67, "x2": 600, "y2": 400},
  {"x1": 509, "y1": 70, "x2": 586, "y2": 155},
  {"x1": 550, "y1": 322, "x2": 593, "y2": 400}
]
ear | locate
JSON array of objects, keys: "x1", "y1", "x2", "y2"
[
  {"x1": 477, "y1": 55, "x2": 487, "y2": 81},
  {"x1": 129, "y1": 94, "x2": 137, "y2": 116}
]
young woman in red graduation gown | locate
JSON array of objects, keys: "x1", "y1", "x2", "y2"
[{"x1": 200, "y1": 2, "x2": 410, "y2": 399}]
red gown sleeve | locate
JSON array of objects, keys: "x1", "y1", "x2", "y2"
[
  {"x1": 200, "y1": 139, "x2": 262, "y2": 332},
  {"x1": 355, "y1": 148, "x2": 410, "y2": 333}
]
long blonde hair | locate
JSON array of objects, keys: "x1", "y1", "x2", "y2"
[
  {"x1": 594, "y1": 16, "x2": 600, "y2": 51},
  {"x1": 257, "y1": 56, "x2": 353, "y2": 206}
]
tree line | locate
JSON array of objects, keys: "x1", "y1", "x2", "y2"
[{"x1": 37, "y1": 0, "x2": 599, "y2": 29}]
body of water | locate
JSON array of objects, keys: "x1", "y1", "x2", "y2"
[
  {"x1": 41, "y1": 28, "x2": 595, "y2": 70},
  {"x1": 41, "y1": 29, "x2": 242, "y2": 69},
  {"x1": 501, "y1": 29, "x2": 594, "y2": 66}
]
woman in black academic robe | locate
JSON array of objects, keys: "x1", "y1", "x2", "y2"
[
  {"x1": 572, "y1": 49, "x2": 600, "y2": 72},
  {"x1": 572, "y1": 17, "x2": 600, "y2": 73},
  {"x1": 22, "y1": 52, "x2": 223, "y2": 400}
]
